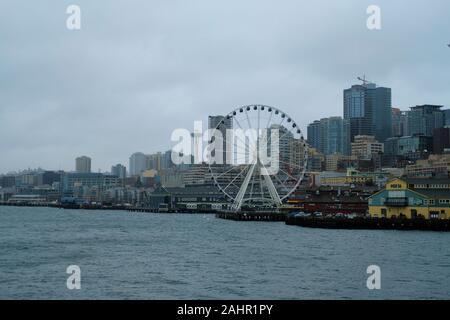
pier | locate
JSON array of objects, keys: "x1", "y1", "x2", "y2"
[
  {"x1": 286, "y1": 216, "x2": 450, "y2": 232},
  {"x1": 216, "y1": 211, "x2": 286, "y2": 222}
]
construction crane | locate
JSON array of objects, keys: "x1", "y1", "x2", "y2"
[{"x1": 357, "y1": 75, "x2": 374, "y2": 86}]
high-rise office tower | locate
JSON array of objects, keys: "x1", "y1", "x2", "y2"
[
  {"x1": 433, "y1": 128, "x2": 450, "y2": 154},
  {"x1": 129, "y1": 152, "x2": 148, "y2": 176},
  {"x1": 146, "y1": 152, "x2": 163, "y2": 171},
  {"x1": 307, "y1": 117, "x2": 350, "y2": 156},
  {"x1": 111, "y1": 164, "x2": 127, "y2": 179},
  {"x1": 408, "y1": 105, "x2": 445, "y2": 137},
  {"x1": 320, "y1": 117, "x2": 351, "y2": 156},
  {"x1": 391, "y1": 108, "x2": 409, "y2": 137},
  {"x1": 344, "y1": 82, "x2": 392, "y2": 143},
  {"x1": 208, "y1": 115, "x2": 233, "y2": 165},
  {"x1": 307, "y1": 120, "x2": 321, "y2": 151},
  {"x1": 75, "y1": 156, "x2": 91, "y2": 173},
  {"x1": 444, "y1": 109, "x2": 450, "y2": 127}
]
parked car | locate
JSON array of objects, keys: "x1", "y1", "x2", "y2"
[
  {"x1": 295, "y1": 212, "x2": 311, "y2": 218},
  {"x1": 312, "y1": 211, "x2": 323, "y2": 217}
]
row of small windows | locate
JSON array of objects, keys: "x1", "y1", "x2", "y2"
[
  {"x1": 378, "y1": 198, "x2": 450, "y2": 206},
  {"x1": 411, "y1": 184, "x2": 450, "y2": 189}
]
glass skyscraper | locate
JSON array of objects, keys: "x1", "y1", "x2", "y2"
[
  {"x1": 408, "y1": 105, "x2": 445, "y2": 137},
  {"x1": 343, "y1": 83, "x2": 392, "y2": 143},
  {"x1": 307, "y1": 117, "x2": 350, "y2": 156},
  {"x1": 307, "y1": 120, "x2": 321, "y2": 151}
]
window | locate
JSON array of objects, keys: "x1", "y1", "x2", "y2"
[{"x1": 430, "y1": 211, "x2": 440, "y2": 220}]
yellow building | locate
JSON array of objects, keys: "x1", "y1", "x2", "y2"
[{"x1": 368, "y1": 178, "x2": 450, "y2": 220}]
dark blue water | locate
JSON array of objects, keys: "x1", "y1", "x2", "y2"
[{"x1": 0, "y1": 206, "x2": 449, "y2": 299}]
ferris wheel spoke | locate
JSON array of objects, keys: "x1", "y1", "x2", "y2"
[
  {"x1": 278, "y1": 160, "x2": 305, "y2": 170},
  {"x1": 272, "y1": 172, "x2": 291, "y2": 192},
  {"x1": 223, "y1": 166, "x2": 248, "y2": 191},
  {"x1": 278, "y1": 129, "x2": 294, "y2": 142},
  {"x1": 278, "y1": 167, "x2": 300, "y2": 182},
  {"x1": 257, "y1": 107, "x2": 261, "y2": 134},
  {"x1": 265, "y1": 108, "x2": 274, "y2": 129},
  {"x1": 215, "y1": 165, "x2": 239, "y2": 178},
  {"x1": 244, "y1": 109, "x2": 257, "y2": 147}
]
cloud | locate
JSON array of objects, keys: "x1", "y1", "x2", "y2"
[{"x1": 1, "y1": 0, "x2": 449, "y2": 172}]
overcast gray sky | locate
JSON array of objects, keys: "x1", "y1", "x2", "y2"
[{"x1": 1, "y1": 0, "x2": 449, "y2": 173}]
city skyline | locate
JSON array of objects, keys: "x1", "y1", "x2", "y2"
[{"x1": 1, "y1": 0, "x2": 450, "y2": 173}]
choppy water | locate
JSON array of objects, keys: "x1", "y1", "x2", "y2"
[{"x1": 0, "y1": 206, "x2": 449, "y2": 299}]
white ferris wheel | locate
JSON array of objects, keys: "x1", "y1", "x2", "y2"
[{"x1": 207, "y1": 105, "x2": 308, "y2": 212}]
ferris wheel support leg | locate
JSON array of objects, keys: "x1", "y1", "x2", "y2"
[
  {"x1": 232, "y1": 162, "x2": 256, "y2": 212},
  {"x1": 262, "y1": 172, "x2": 282, "y2": 207}
]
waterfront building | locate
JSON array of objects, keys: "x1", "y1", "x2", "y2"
[
  {"x1": 159, "y1": 168, "x2": 185, "y2": 188},
  {"x1": 18, "y1": 173, "x2": 38, "y2": 187},
  {"x1": 287, "y1": 186, "x2": 370, "y2": 215},
  {"x1": 0, "y1": 187, "x2": 15, "y2": 201},
  {"x1": 111, "y1": 164, "x2": 127, "y2": 179},
  {"x1": 165, "y1": 186, "x2": 228, "y2": 212},
  {"x1": 102, "y1": 186, "x2": 146, "y2": 205},
  {"x1": 75, "y1": 156, "x2": 91, "y2": 173},
  {"x1": 7, "y1": 194, "x2": 47, "y2": 204},
  {"x1": 37, "y1": 171, "x2": 61, "y2": 186},
  {"x1": 368, "y1": 177, "x2": 450, "y2": 220},
  {"x1": 351, "y1": 135, "x2": 384, "y2": 160},
  {"x1": 129, "y1": 152, "x2": 148, "y2": 176},
  {"x1": 0, "y1": 176, "x2": 16, "y2": 188},
  {"x1": 408, "y1": 105, "x2": 445, "y2": 137},
  {"x1": 344, "y1": 82, "x2": 392, "y2": 143},
  {"x1": 61, "y1": 172, "x2": 119, "y2": 199}
]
